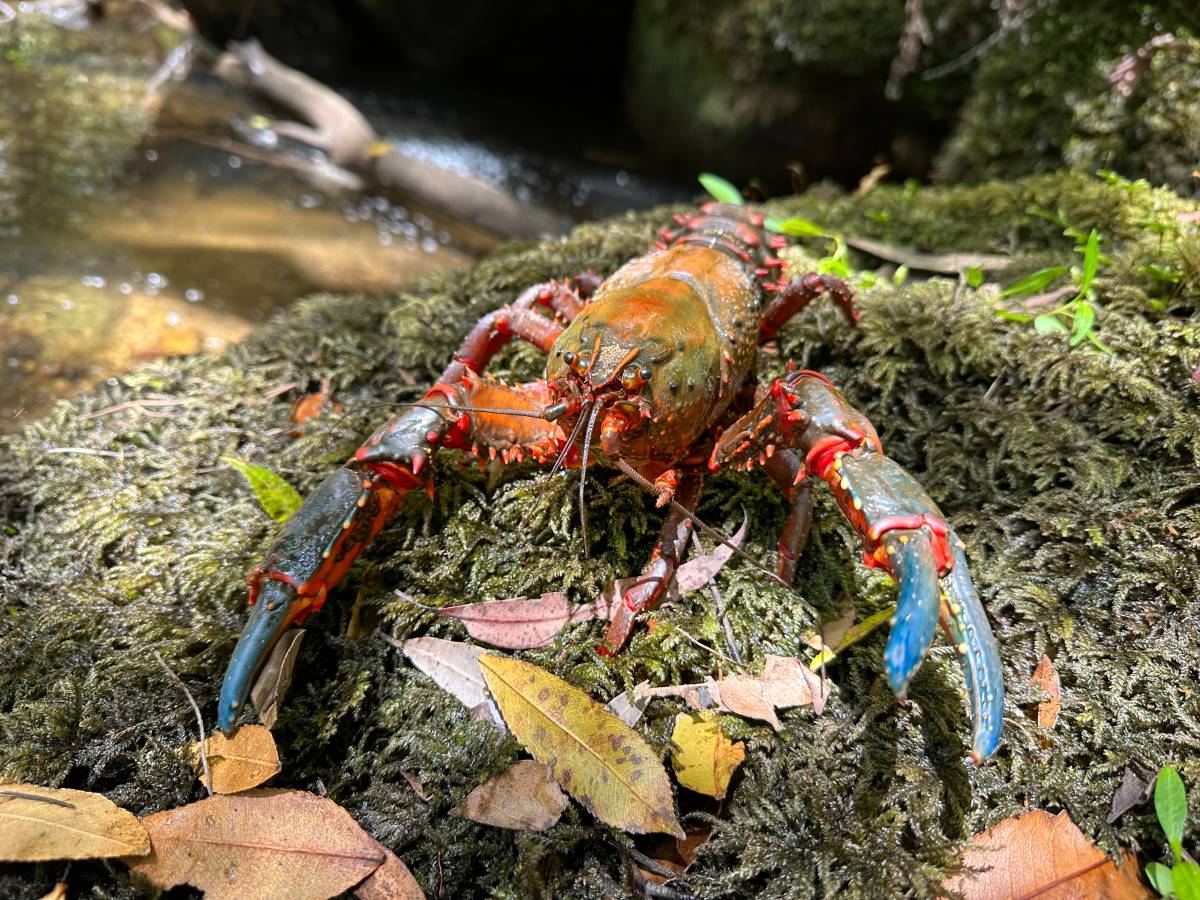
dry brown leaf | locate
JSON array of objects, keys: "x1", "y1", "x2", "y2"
[
  {"x1": 437, "y1": 592, "x2": 605, "y2": 649},
  {"x1": 126, "y1": 789, "x2": 384, "y2": 900},
  {"x1": 250, "y1": 627, "x2": 304, "y2": 729},
  {"x1": 186, "y1": 724, "x2": 281, "y2": 794},
  {"x1": 355, "y1": 839, "x2": 426, "y2": 900},
  {"x1": 401, "y1": 771, "x2": 430, "y2": 802},
  {"x1": 670, "y1": 712, "x2": 744, "y2": 800},
  {"x1": 453, "y1": 760, "x2": 568, "y2": 831},
  {"x1": 674, "y1": 512, "x2": 747, "y2": 592},
  {"x1": 479, "y1": 655, "x2": 683, "y2": 838},
  {"x1": 636, "y1": 655, "x2": 829, "y2": 731},
  {"x1": 944, "y1": 809, "x2": 1151, "y2": 900},
  {"x1": 1032, "y1": 654, "x2": 1062, "y2": 731},
  {"x1": 38, "y1": 883, "x2": 68, "y2": 900},
  {"x1": 0, "y1": 784, "x2": 149, "y2": 862},
  {"x1": 638, "y1": 825, "x2": 714, "y2": 886},
  {"x1": 1107, "y1": 767, "x2": 1155, "y2": 825}
]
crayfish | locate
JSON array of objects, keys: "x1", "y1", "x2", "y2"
[{"x1": 217, "y1": 202, "x2": 1004, "y2": 763}]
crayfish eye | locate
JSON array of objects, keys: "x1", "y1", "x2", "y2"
[
  {"x1": 563, "y1": 351, "x2": 576, "y2": 367},
  {"x1": 639, "y1": 366, "x2": 652, "y2": 381}
]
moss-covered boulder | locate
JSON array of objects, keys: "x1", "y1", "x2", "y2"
[
  {"x1": 935, "y1": 2, "x2": 1199, "y2": 188},
  {"x1": 1, "y1": 172, "x2": 1199, "y2": 897}
]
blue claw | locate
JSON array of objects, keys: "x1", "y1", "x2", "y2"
[
  {"x1": 882, "y1": 531, "x2": 941, "y2": 698},
  {"x1": 942, "y1": 530, "x2": 1004, "y2": 764},
  {"x1": 217, "y1": 579, "x2": 298, "y2": 735}
]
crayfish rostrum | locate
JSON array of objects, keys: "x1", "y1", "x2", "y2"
[{"x1": 218, "y1": 202, "x2": 1004, "y2": 763}]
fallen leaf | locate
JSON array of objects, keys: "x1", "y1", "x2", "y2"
[
  {"x1": 608, "y1": 681, "x2": 652, "y2": 727},
  {"x1": 126, "y1": 789, "x2": 384, "y2": 900},
  {"x1": 478, "y1": 655, "x2": 683, "y2": 838},
  {"x1": 808, "y1": 605, "x2": 895, "y2": 670},
  {"x1": 39, "y1": 883, "x2": 68, "y2": 900},
  {"x1": 637, "y1": 655, "x2": 830, "y2": 731},
  {"x1": 670, "y1": 712, "x2": 744, "y2": 800},
  {"x1": 401, "y1": 771, "x2": 430, "y2": 802},
  {"x1": 355, "y1": 840, "x2": 426, "y2": 900},
  {"x1": 453, "y1": 760, "x2": 568, "y2": 831},
  {"x1": 638, "y1": 825, "x2": 714, "y2": 885},
  {"x1": 675, "y1": 512, "x2": 747, "y2": 592},
  {"x1": 944, "y1": 809, "x2": 1151, "y2": 900},
  {"x1": 1107, "y1": 767, "x2": 1155, "y2": 825},
  {"x1": 437, "y1": 592, "x2": 605, "y2": 649},
  {"x1": 401, "y1": 637, "x2": 493, "y2": 714},
  {"x1": 223, "y1": 456, "x2": 303, "y2": 523},
  {"x1": 802, "y1": 601, "x2": 855, "y2": 651},
  {"x1": 1031, "y1": 654, "x2": 1061, "y2": 732},
  {"x1": 187, "y1": 725, "x2": 281, "y2": 794},
  {"x1": 0, "y1": 784, "x2": 149, "y2": 862},
  {"x1": 250, "y1": 628, "x2": 305, "y2": 729}
]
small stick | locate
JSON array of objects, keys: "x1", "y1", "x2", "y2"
[
  {"x1": 152, "y1": 650, "x2": 213, "y2": 796},
  {"x1": 43, "y1": 447, "x2": 134, "y2": 459},
  {"x1": 691, "y1": 532, "x2": 742, "y2": 664},
  {"x1": 0, "y1": 790, "x2": 76, "y2": 809}
]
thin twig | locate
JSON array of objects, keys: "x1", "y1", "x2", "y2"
[
  {"x1": 80, "y1": 398, "x2": 190, "y2": 420},
  {"x1": 844, "y1": 234, "x2": 1014, "y2": 274},
  {"x1": 0, "y1": 789, "x2": 76, "y2": 809},
  {"x1": 43, "y1": 447, "x2": 136, "y2": 459},
  {"x1": 664, "y1": 624, "x2": 745, "y2": 669},
  {"x1": 690, "y1": 533, "x2": 742, "y2": 664},
  {"x1": 152, "y1": 650, "x2": 213, "y2": 796}
]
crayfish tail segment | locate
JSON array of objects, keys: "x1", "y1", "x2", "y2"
[
  {"x1": 881, "y1": 530, "x2": 941, "y2": 699},
  {"x1": 218, "y1": 464, "x2": 406, "y2": 734},
  {"x1": 941, "y1": 531, "x2": 1005, "y2": 764}
]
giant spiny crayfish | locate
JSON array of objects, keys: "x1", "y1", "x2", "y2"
[{"x1": 217, "y1": 202, "x2": 1004, "y2": 762}]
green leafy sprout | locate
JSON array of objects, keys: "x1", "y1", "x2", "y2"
[
  {"x1": 1147, "y1": 765, "x2": 1200, "y2": 899},
  {"x1": 223, "y1": 456, "x2": 302, "y2": 523},
  {"x1": 994, "y1": 227, "x2": 1114, "y2": 354}
]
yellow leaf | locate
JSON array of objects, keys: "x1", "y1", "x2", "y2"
[
  {"x1": 478, "y1": 655, "x2": 683, "y2": 838},
  {"x1": 670, "y1": 712, "x2": 744, "y2": 800},
  {"x1": 355, "y1": 839, "x2": 426, "y2": 899},
  {"x1": 187, "y1": 724, "x2": 282, "y2": 794},
  {"x1": 0, "y1": 784, "x2": 149, "y2": 862}
]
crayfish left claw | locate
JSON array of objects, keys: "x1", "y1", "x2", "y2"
[
  {"x1": 881, "y1": 529, "x2": 941, "y2": 699},
  {"x1": 218, "y1": 578, "x2": 303, "y2": 735}
]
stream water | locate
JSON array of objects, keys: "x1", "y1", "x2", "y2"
[{"x1": 0, "y1": 2, "x2": 687, "y2": 428}]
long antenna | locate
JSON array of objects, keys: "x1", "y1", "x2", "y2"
[
  {"x1": 577, "y1": 403, "x2": 603, "y2": 558},
  {"x1": 612, "y1": 458, "x2": 789, "y2": 589}
]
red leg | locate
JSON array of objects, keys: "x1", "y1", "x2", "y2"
[
  {"x1": 758, "y1": 272, "x2": 858, "y2": 343},
  {"x1": 763, "y1": 448, "x2": 813, "y2": 584},
  {"x1": 601, "y1": 472, "x2": 703, "y2": 653}
]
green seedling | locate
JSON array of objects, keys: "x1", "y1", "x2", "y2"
[
  {"x1": 994, "y1": 227, "x2": 1113, "y2": 354},
  {"x1": 1146, "y1": 765, "x2": 1200, "y2": 899}
]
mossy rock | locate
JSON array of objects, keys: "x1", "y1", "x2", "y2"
[
  {"x1": 2, "y1": 172, "x2": 1199, "y2": 897},
  {"x1": 935, "y1": 1, "x2": 1200, "y2": 189}
]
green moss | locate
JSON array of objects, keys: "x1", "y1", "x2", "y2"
[{"x1": 2, "y1": 174, "x2": 1199, "y2": 897}]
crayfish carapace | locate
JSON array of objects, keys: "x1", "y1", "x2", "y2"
[{"x1": 217, "y1": 202, "x2": 1004, "y2": 764}]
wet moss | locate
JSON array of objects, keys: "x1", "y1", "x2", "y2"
[{"x1": 2, "y1": 173, "x2": 1199, "y2": 898}]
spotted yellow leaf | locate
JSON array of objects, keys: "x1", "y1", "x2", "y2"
[
  {"x1": 187, "y1": 724, "x2": 281, "y2": 794},
  {"x1": 670, "y1": 712, "x2": 744, "y2": 800},
  {"x1": 478, "y1": 655, "x2": 683, "y2": 838}
]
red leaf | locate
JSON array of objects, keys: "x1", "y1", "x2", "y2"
[{"x1": 438, "y1": 592, "x2": 605, "y2": 649}]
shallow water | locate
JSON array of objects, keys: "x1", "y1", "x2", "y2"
[{"x1": 0, "y1": 2, "x2": 686, "y2": 428}]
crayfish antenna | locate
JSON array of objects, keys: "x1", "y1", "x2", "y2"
[{"x1": 577, "y1": 402, "x2": 604, "y2": 557}]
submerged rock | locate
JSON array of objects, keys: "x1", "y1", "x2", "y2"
[{"x1": 0, "y1": 172, "x2": 1198, "y2": 897}]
